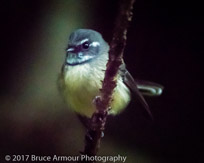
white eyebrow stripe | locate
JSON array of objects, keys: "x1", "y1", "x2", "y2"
[
  {"x1": 90, "y1": 41, "x2": 100, "y2": 47},
  {"x1": 79, "y1": 38, "x2": 89, "y2": 45},
  {"x1": 67, "y1": 48, "x2": 74, "y2": 52}
]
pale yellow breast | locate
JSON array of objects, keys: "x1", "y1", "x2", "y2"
[{"x1": 60, "y1": 63, "x2": 130, "y2": 118}]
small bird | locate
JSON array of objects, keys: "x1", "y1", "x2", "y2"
[{"x1": 58, "y1": 29, "x2": 163, "y2": 120}]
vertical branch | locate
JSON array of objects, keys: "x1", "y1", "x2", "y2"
[
  {"x1": 100, "y1": 0, "x2": 135, "y2": 111},
  {"x1": 80, "y1": 0, "x2": 135, "y2": 161}
]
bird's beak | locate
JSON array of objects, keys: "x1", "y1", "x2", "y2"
[
  {"x1": 66, "y1": 47, "x2": 95, "y2": 65},
  {"x1": 66, "y1": 51, "x2": 79, "y2": 65}
]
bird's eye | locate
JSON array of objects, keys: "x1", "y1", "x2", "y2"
[{"x1": 82, "y1": 41, "x2": 89, "y2": 49}]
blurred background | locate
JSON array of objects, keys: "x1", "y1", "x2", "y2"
[{"x1": 0, "y1": 0, "x2": 203, "y2": 162}]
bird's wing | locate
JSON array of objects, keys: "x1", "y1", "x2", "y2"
[
  {"x1": 119, "y1": 64, "x2": 153, "y2": 119},
  {"x1": 135, "y1": 79, "x2": 164, "y2": 96}
]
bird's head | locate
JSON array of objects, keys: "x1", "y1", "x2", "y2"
[{"x1": 66, "y1": 29, "x2": 109, "y2": 66}]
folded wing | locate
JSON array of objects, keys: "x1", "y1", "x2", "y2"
[{"x1": 119, "y1": 63, "x2": 163, "y2": 120}]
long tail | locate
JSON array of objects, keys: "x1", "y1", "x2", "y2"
[{"x1": 136, "y1": 79, "x2": 164, "y2": 96}]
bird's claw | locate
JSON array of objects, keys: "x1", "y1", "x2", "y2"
[{"x1": 92, "y1": 96, "x2": 101, "y2": 105}]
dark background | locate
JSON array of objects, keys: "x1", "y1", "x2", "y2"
[{"x1": 0, "y1": 0, "x2": 203, "y2": 162}]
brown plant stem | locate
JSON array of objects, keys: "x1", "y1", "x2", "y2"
[{"x1": 80, "y1": 0, "x2": 135, "y2": 162}]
